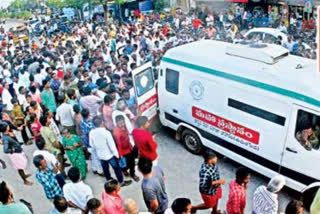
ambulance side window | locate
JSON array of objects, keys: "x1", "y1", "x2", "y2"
[
  {"x1": 166, "y1": 69, "x2": 179, "y2": 95},
  {"x1": 295, "y1": 109, "x2": 320, "y2": 151}
]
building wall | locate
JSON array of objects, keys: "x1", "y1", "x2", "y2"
[{"x1": 195, "y1": 0, "x2": 231, "y2": 11}]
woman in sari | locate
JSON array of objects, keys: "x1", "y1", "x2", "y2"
[
  {"x1": 61, "y1": 129, "x2": 87, "y2": 179},
  {"x1": 29, "y1": 113, "x2": 42, "y2": 142}
]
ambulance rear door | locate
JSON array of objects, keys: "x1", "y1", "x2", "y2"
[{"x1": 131, "y1": 62, "x2": 158, "y2": 120}]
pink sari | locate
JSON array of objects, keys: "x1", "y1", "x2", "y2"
[{"x1": 31, "y1": 121, "x2": 42, "y2": 141}]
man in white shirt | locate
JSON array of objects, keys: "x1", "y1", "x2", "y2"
[
  {"x1": 89, "y1": 116, "x2": 132, "y2": 187},
  {"x1": 33, "y1": 138, "x2": 65, "y2": 187},
  {"x1": 63, "y1": 167, "x2": 93, "y2": 212},
  {"x1": 19, "y1": 69, "x2": 30, "y2": 88},
  {"x1": 34, "y1": 68, "x2": 46, "y2": 85},
  {"x1": 252, "y1": 175, "x2": 285, "y2": 214},
  {"x1": 12, "y1": 75, "x2": 24, "y2": 95},
  {"x1": 17, "y1": 86, "x2": 29, "y2": 110},
  {"x1": 2, "y1": 82, "x2": 13, "y2": 112},
  {"x1": 283, "y1": 36, "x2": 294, "y2": 53},
  {"x1": 55, "y1": 94, "x2": 75, "y2": 133},
  {"x1": 33, "y1": 138, "x2": 59, "y2": 169}
]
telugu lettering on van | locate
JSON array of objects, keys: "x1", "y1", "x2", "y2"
[
  {"x1": 192, "y1": 106, "x2": 260, "y2": 145},
  {"x1": 138, "y1": 94, "x2": 158, "y2": 113}
]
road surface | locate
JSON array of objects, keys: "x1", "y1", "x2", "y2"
[{"x1": 0, "y1": 128, "x2": 294, "y2": 213}]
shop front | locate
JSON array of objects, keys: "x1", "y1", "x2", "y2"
[{"x1": 288, "y1": 0, "x2": 318, "y2": 20}]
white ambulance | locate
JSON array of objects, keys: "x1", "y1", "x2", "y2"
[{"x1": 131, "y1": 40, "x2": 319, "y2": 192}]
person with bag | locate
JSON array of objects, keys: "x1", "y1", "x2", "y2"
[
  {"x1": 0, "y1": 181, "x2": 33, "y2": 214},
  {"x1": 61, "y1": 129, "x2": 87, "y2": 180},
  {"x1": 89, "y1": 116, "x2": 132, "y2": 187},
  {"x1": 0, "y1": 122, "x2": 33, "y2": 186},
  {"x1": 113, "y1": 115, "x2": 140, "y2": 182}
]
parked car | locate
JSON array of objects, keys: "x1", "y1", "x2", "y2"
[
  {"x1": 244, "y1": 28, "x2": 287, "y2": 44},
  {"x1": 244, "y1": 27, "x2": 311, "y2": 49}
]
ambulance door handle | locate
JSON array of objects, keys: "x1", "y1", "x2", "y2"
[
  {"x1": 286, "y1": 147, "x2": 298, "y2": 154},
  {"x1": 173, "y1": 109, "x2": 178, "y2": 114}
]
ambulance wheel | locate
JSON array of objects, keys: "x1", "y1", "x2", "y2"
[{"x1": 182, "y1": 129, "x2": 202, "y2": 155}]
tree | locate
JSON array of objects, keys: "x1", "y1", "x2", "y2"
[
  {"x1": 97, "y1": 0, "x2": 109, "y2": 25},
  {"x1": 115, "y1": 0, "x2": 126, "y2": 22},
  {"x1": 47, "y1": 0, "x2": 67, "y2": 9},
  {"x1": 64, "y1": 0, "x2": 88, "y2": 9},
  {"x1": 23, "y1": 0, "x2": 38, "y2": 10},
  {"x1": 154, "y1": 0, "x2": 165, "y2": 12},
  {"x1": 10, "y1": 0, "x2": 25, "y2": 11}
]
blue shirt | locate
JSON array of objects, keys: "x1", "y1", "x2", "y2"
[
  {"x1": 36, "y1": 167, "x2": 62, "y2": 199},
  {"x1": 50, "y1": 79, "x2": 61, "y2": 91},
  {"x1": 80, "y1": 119, "x2": 95, "y2": 148},
  {"x1": 125, "y1": 96, "x2": 136, "y2": 108},
  {"x1": 124, "y1": 45, "x2": 133, "y2": 55}
]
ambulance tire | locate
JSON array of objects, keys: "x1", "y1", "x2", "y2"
[{"x1": 182, "y1": 129, "x2": 202, "y2": 155}]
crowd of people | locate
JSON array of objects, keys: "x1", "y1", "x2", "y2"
[{"x1": 0, "y1": 4, "x2": 319, "y2": 214}]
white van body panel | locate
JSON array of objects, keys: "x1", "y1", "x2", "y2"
[{"x1": 157, "y1": 40, "x2": 319, "y2": 192}]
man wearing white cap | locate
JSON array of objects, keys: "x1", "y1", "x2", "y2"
[{"x1": 252, "y1": 175, "x2": 286, "y2": 214}]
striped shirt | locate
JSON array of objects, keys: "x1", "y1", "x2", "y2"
[{"x1": 252, "y1": 186, "x2": 278, "y2": 214}]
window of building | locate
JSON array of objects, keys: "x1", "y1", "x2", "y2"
[
  {"x1": 166, "y1": 69, "x2": 179, "y2": 94},
  {"x1": 228, "y1": 98, "x2": 286, "y2": 126}
]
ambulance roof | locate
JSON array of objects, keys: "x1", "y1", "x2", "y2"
[{"x1": 162, "y1": 40, "x2": 320, "y2": 109}]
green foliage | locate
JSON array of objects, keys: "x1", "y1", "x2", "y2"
[
  {"x1": 154, "y1": 0, "x2": 165, "y2": 12},
  {"x1": 64, "y1": 0, "x2": 88, "y2": 9},
  {"x1": 0, "y1": 10, "x2": 32, "y2": 20},
  {"x1": 9, "y1": 0, "x2": 38, "y2": 11},
  {"x1": 0, "y1": 10, "x2": 10, "y2": 19},
  {"x1": 47, "y1": 0, "x2": 67, "y2": 8},
  {"x1": 10, "y1": 0, "x2": 25, "y2": 9},
  {"x1": 115, "y1": 0, "x2": 126, "y2": 5}
]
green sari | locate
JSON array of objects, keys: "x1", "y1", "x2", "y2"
[{"x1": 62, "y1": 135, "x2": 87, "y2": 179}]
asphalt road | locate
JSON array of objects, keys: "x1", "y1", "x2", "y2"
[
  {"x1": 2, "y1": 19, "x2": 25, "y2": 31},
  {"x1": 0, "y1": 127, "x2": 294, "y2": 214}
]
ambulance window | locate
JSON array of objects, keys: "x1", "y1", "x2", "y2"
[
  {"x1": 295, "y1": 109, "x2": 320, "y2": 151},
  {"x1": 166, "y1": 69, "x2": 179, "y2": 94},
  {"x1": 228, "y1": 98, "x2": 286, "y2": 126},
  {"x1": 134, "y1": 68, "x2": 154, "y2": 97}
]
